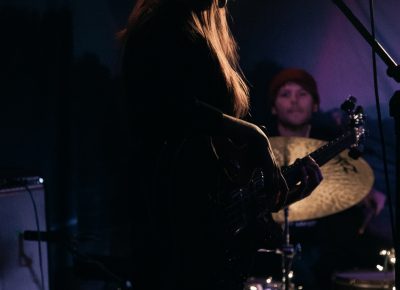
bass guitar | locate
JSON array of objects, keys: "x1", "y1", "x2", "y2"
[{"x1": 212, "y1": 96, "x2": 366, "y2": 275}]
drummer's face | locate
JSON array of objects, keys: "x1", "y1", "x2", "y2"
[{"x1": 272, "y1": 82, "x2": 318, "y2": 128}]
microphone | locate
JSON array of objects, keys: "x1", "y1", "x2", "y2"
[{"x1": 23, "y1": 230, "x2": 67, "y2": 242}]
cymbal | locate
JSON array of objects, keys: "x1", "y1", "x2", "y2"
[{"x1": 269, "y1": 136, "x2": 374, "y2": 222}]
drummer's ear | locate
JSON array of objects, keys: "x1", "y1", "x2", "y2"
[{"x1": 312, "y1": 103, "x2": 319, "y2": 112}]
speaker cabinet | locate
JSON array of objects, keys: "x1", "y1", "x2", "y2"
[{"x1": 0, "y1": 178, "x2": 48, "y2": 290}]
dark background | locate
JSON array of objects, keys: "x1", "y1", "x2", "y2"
[{"x1": 0, "y1": 0, "x2": 397, "y2": 289}]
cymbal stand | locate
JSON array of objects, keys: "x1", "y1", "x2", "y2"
[{"x1": 281, "y1": 207, "x2": 295, "y2": 290}]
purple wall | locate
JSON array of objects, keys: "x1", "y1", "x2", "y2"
[{"x1": 230, "y1": 0, "x2": 399, "y2": 115}]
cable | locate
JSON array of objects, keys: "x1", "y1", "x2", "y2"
[
  {"x1": 25, "y1": 185, "x2": 46, "y2": 290},
  {"x1": 65, "y1": 242, "x2": 133, "y2": 289},
  {"x1": 368, "y1": 0, "x2": 396, "y2": 246}
]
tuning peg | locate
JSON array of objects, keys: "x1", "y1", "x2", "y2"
[
  {"x1": 349, "y1": 96, "x2": 357, "y2": 102},
  {"x1": 353, "y1": 106, "x2": 366, "y2": 124},
  {"x1": 355, "y1": 106, "x2": 364, "y2": 115},
  {"x1": 341, "y1": 96, "x2": 357, "y2": 112}
]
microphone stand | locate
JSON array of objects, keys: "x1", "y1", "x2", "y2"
[
  {"x1": 331, "y1": 1, "x2": 400, "y2": 289},
  {"x1": 391, "y1": 91, "x2": 400, "y2": 290}
]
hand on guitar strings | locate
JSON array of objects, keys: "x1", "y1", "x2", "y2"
[
  {"x1": 214, "y1": 115, "x2": 289, "y2": 210},
  {"x1": 284, "y1": 156, "x2": 323, "y2": 206}
]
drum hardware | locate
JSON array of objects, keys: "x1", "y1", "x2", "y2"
[
  {"x1": 244, "y1": 276, "x2": 297, "y2": 290},
  {"x1": 281, "y1": 207, "x2": 298, "y2": 290},
  {"x1": 332, "y1": 249, "x2": 396, "y2": 289},
  {"x1": 377, "y1": 248, "x2": 396, "y2": 272},
  {"x1": 332, "y1": 271, "x2": 394, "y2": 290},
  {"x1": 254, "y1": 208, "x2": 303, "y2": 290}
]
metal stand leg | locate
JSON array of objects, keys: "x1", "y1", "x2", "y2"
[{"x1": 281, "y1": 207, "x2": 295, "y2": 290}]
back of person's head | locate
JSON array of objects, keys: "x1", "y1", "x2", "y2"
[
  {"x1": 268, "y1": 68, "x2": 320, "y2": 108},
  {"x1": 119, "y1": 0, "x2": 225, "y2": 38},
  {"x1": 169, "y1": 0, "x2": 228, "y2": 10},
  {"x1": 120, "y1": 0, "x2": 249, "y2": 118}
]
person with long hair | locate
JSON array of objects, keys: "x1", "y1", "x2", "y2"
[{"x1": 119, "y1": 1, "x2": 323, "y2": 289}]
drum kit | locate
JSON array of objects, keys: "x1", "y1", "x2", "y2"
[{"x1": 244, "y1": 136, "x2": 394, "y2": 290}]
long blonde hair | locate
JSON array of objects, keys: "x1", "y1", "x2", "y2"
[{"x1": 119, "y1": 0, "x2": 249, "y2": 118}]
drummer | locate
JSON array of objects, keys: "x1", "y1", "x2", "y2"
[{"x1": 264, "y1": 68, "x2": 386, "y2": 289}]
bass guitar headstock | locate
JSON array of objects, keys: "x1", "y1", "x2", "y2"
[{"x1": 341, "y1": 96, "x2": 366, "y2": 159}]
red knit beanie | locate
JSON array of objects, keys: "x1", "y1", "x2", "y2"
[{"x1": 268, "y1": 68, "x2": 320, "y2": 106}]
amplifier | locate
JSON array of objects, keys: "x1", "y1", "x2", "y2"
[{"x1": 0, "y1": 176, "x2": 48, "y2": 290}]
